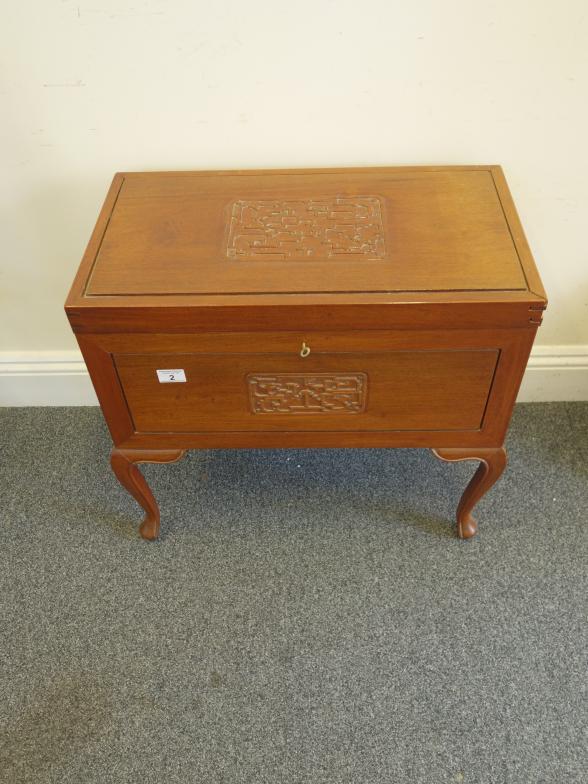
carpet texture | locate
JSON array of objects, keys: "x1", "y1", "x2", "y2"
[{"x1": 0, "y1": 404, "x2": 586, "y2": 783}]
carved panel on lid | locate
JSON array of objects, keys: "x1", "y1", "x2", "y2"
[
  {"x1": 227, "y1": 197, "x2": 385, "y2": 260},
  {"x1": 248, "y1": 373, "x2": 367, "y2": 414}
]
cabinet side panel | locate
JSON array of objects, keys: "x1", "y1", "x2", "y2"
[{"x1": 76, "y1": 334, "x2": 135, "y2": 445}]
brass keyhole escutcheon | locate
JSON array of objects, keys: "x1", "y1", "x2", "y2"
[{"x1": 300, "y1": 342, "x2": 311, "y2": 358}]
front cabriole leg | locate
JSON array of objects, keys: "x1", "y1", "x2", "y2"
[
  {"x1": 431, "y1": 447, "x2": 507, "y2": 539},
  {"x1": 110, "y1": 448, "x2": 187, "y2": 540}
]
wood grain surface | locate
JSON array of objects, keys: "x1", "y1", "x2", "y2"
[
  {"x1": 114, "y1": 348, "x2": 498, "y2": 434},
  {"x1": 85, "y1": 168, "x2": 527, "y2": 296}
]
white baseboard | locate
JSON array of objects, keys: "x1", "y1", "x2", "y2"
[
  {"x1": 517, "y1": 345, "x2": 588, "y2": 402},
  {"x1": 0, "y1": 346, "x2": 587, "y2": 406},
  {"x1": 0, "y1": 351, "x2": 98, "y2": 406}
]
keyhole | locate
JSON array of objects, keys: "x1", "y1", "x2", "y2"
[{"x1": 300, "y1": 342, "x2": 311, "y2": 358}]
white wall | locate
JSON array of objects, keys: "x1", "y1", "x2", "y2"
[{"x1": 1, "y1": 1, "x2": 587, "y2": 400}]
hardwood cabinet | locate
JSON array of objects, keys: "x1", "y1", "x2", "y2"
[{"x1": 65, "y1": 166, "x2": 546, "y2": 540}]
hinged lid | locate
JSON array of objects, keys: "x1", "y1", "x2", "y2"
[
  {"x1": 84, "y1": 166, "x2": 546, "y2": 296},
  {"x1": 66, "y1": 166, "x2": 546, "y2": 332}
]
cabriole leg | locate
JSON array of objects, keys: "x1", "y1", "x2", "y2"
[
  {"x1": 110, "y1": 448, "x2": 186, "y2": 540},
  {"x1": 431, "y1": 447, "x2": 507, "y2": 539}
]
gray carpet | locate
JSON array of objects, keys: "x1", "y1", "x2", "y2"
[{"x1": 0, "y1": 404, "x2": 586, "y2": 784}]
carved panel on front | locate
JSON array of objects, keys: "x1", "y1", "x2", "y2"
[
  {"x1": 248, "y1": 373, "x2": 367, "y2": 414},
  {"x1": 227, "y1": 197, "x2": 385, "y2": 260}
]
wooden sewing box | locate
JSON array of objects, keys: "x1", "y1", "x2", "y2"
[{"x1": 65, "y1": 166, "x2": 547, "y2": 540}]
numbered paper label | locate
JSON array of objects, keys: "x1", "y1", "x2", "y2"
[{"x1": 156, "y1": 369, "x2": 186, "y2": 383}]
